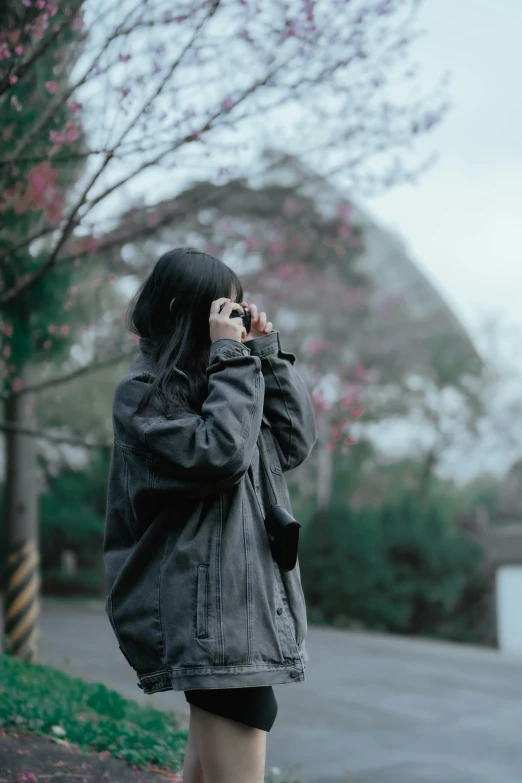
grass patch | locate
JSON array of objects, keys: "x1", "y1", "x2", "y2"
[{"x1": 0, "y1": 652, "x2": 186, "y2": 773}]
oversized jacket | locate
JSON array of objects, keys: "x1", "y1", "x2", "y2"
[{"x1": 103, "y1": 329, "x2": 317, "y2": 694}]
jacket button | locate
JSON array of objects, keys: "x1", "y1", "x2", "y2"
[
  {"x1": 276, "y1": 607, "x2": 283, "y2": 615},
  {"x1": 290, "y1": 669, "x2": 299, "y2": 679}
]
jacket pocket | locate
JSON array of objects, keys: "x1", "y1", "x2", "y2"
[
  {"x1": 196, "y1": 564, "x2": 209, "y2": 639},
  {"x1": 106, "y1": 593, "x2": 136, "y2": 670}
]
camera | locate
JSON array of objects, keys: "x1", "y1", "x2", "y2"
[{"x1": 218, "y1": 302, "x2": 252, "y2": 335}]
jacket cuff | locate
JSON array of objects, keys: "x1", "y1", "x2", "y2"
[
  {"x1": 209, "y1": 338, "x2": 252, "y2": 362},
  {"x1": 246, "y1": 330, "x2": 296, "y2": 364}
]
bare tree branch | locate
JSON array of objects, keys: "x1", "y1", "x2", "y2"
[
  {"x1": 0, "y1": 1, "x2": 223, "y2": 305},
  {"x1": 1, "y1": 0, "x2": 148, "y2": 177},
  {"x1": 0, "y1": 420, "x2": 111, "y2": 450},
  {"x1": 1, "y1": 346, "x2": 137, "y2": 400}
]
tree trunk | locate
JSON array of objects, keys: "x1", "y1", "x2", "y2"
[
  {"x1": 417, "y1": 447, "x2": 437, "y2": 502},
  {"x1": 2, "y1": 363, "x2": 41, "y2": 660},
  {"x1": 316, "y1": 412, "x2": 333, "y2": 513}
]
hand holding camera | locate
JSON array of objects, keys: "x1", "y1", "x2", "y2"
[
  {"x1": 209, "y1": 298, "x2": 272, "y2": 345},
  {"x1": 240, "y1": 301, "x2": 272, "y2": 342},
  {"x1": 209, "y1": 298, "x2": 249, "y2": 344}
]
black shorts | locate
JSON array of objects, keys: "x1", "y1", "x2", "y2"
[{"x1": 184, "y1": 686, "x2": 278, "y2": 732}]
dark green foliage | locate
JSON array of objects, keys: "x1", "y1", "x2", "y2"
[
  {"x1": 37, "y1": 449, "x2": 110, "y2": 595},
  {"x1": 0, "y1": 653, "x2": 186, "y2": 771},
  {"x1": 0, "y1": 450, "x2": 109, "y2": 595},
  {"x1": 38, "y1": 449, "x2": 109, "y2": 563},
  {"x1": 0, "y1": 1, "x2": 88, "y2": 388},
  {"x1": 300, "y1": 493, "x2": 489, "y2": 644}
]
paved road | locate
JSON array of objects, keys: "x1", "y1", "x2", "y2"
[{"x1": 3, "y1": 599, "x2": 522, "y2": 783}]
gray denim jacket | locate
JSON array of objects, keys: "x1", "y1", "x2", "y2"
[{"x1": 103, "y1": 330, "x2": 317, "y2": 694}]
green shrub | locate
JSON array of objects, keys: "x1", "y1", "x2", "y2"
[{"x1": 300, "y1": 493, "x2": 488, "y2": 643}]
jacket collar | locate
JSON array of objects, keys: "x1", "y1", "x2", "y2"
[{"x1": 138, "y1": 336, "x2": 189, "y2": 379}]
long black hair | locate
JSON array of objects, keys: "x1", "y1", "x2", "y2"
[{"x1": 126, "y1": 246, "x2": 244, "y2": 417}]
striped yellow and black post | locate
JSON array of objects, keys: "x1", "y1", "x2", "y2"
[{"x1": 3, "y1": 539, "x2": 40, "y2": 661}]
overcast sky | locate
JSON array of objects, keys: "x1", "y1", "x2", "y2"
[{"x1": 364, "y1": 0, "x2": 522, "y2": 366}]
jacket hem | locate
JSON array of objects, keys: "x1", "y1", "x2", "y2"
[{"x1": 136, "y1": 659, "x2": 307, "y2": 694}]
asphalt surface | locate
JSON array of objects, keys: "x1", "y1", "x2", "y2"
[{"x1": 2, "y1": 599, "x2": 522, "y2": 783}]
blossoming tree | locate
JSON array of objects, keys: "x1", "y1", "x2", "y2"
[{"x1": 0, "y1": 0, "x2": 448, "y2": 659}]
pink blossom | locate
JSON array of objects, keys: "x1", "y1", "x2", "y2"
[
  {"x1": 15, "y1": 45, "x2": 24, "y2": 55},
  {"x1": 35, "y1": 13, "x2": 49, "y2": 31},
  {"x1": 339, "y1": 384, "x2": 360, "y2": 408},
  {"x1": 22, "y1": 0, "x2": 31, "y2": 5},
  {"x1": 337, "y1": 201, "x2": 352, "y2": 222},
  {"x1": 79, "y1": 236, "x2": 99, "y2": 254},
  {"x1": 36, "y1": 0, "x2": 45, "y2": 7},
  {"x1": 47, "y1": 3, "x2": 59, "y2": 15},
  {"x1": 269, "y1": 238, "x2": 286, "y2": 255},
  {"x1": 9, "y1": 75, "x2": 18, "y2": 85},
  {"x1": 277, "y1": 263, "x2": 293, "y2": 281},
  {"x1": 119, "y1": 53, "x2": 131, "y2": 62},
  {"x1": 23, "y1": 161, "x2": 63, "y2": 223},
  {"x1": 221, "y1": 96, "x2": 234, "y2": 111},
  {"x1": 353, "y1": 363, "x2": 368, "y2": 381},
  {"x1": 0, "y1": 44, "x2": 11, "y2": 58},
  {"x1": 71, "y1": 15, "x2": 85, "y2": 30},
  {"x1": 308, "y1": 338, "x2": 326, "y2": 355},
  {"x1": 282, "y1": 198, "x2": 300, "y2": 215},
  {"x1": 27, "y1": 162, "x2": 58, "y2": 198},
  {"x1": 70, "y1": 101, "x2": 82, "y2": 113},
  {"x1": 351, "y1": 406, "x2": 365, "y2": 419},
  {"x1": 64, "y1": 125, "x2": 79, "y2": 142},
  {"x1": 65, "y1": 127, "x2": 80, "y2": 142},
  {"x1": 50, "y1": 130, "x2": 65, "y2": 143},
  {"x1": 45, "y1": 80, "x2": 58, "y2": 94}
]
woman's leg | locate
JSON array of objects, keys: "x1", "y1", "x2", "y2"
[
  {"x1": 182, "y1": 711, "x2": 205, "y2": 783},
  {"x1": 188, "y1": 702, "x2": 267, "y2": 783}
]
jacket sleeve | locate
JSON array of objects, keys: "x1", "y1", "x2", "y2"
[
  {"x1": 247, "y1": 330, "x2": 317, "y2": 472},
  {"x1": 135, "y1": 338, "x2": 264, "y2": 497}
]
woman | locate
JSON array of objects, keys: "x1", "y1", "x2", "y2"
[{"x1": 103, "y1": 247, "x2": 317, "y2": 783}]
